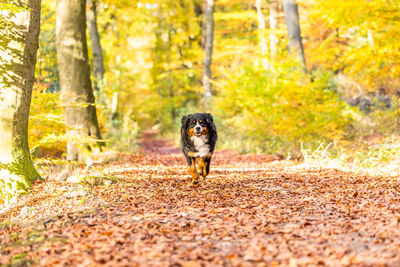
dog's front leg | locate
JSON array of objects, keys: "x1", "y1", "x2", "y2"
[
  {"x1": 188, "y1": 157, "x2": 200, "y2": 184},
  {"x1": 198, "y1": 156, "x2": 212, "y2": 178},
  {"x1": 197, "y1": 158, "x2": 207, "y2": 178},
  {"x1": 204, "y1": 156, "x2": 211, "y2": 177}
]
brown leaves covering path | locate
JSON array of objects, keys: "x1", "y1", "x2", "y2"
[{"x1": 1, "y1": 135, "x2": 400, "y2": 266}]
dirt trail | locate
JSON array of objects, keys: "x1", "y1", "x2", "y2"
[{"x1": 1, "y1": 135, "x2": 400, "y2": 266}]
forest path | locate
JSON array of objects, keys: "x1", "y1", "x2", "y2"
[{"x1": 1, "y1": 135, "x2": 400, "y2": 266}]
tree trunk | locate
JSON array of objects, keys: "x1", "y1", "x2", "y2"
[
  {"x1": 200, "y1": 0, "x2": 207, "y2": 49},
  {"x1": 194, "y1": 0, "x2": 203, "y2": 47},
  {"x1": 269, "y1": 0, "x2": 278, "y2": 59},
  {"x1": 56, "y1": 0, "x2": 103, "y2": 161},
  {"x1": 86, "y1": 0, "x2": 105, "y2": 93},
  {"x1": 0, "y1": 0, "x2": 41, "y2": 202},
  {"x1": 111, "y1": 15, "x2": 119, "y2": 122},
  {"x1": 202, "y1": 0, "x2": 214, "y2": 110},
  {"x1": 256, "y1": 0, "x2": 268, "y2": 58},
  {"x1": 283, "y1": 0, "x2": 306, "y2": 68},
  {"x1": 166, "y1": 25, "x2": 176, "y2": 122}
]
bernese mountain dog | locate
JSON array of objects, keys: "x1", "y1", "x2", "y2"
[{"x1": 181, "y1": 113, "x2": 217, "y2": 184}]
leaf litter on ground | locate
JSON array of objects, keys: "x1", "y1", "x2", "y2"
[{"x1": 1, "y1": 135, "x2": 400, "y2": 266}]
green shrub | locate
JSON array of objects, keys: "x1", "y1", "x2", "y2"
[{"x1": 214, "y1": 60, "x2": 355, "y2": 156}]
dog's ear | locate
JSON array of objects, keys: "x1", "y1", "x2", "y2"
[
  {"x1": 205, "y1": 113, "x2": 214, "y2": 123},
  {"x1": 181, "y1": 115, "x2": 188, "y2": 128}
]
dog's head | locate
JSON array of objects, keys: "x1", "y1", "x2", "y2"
[{"x1": 181, "y1": 113, "x2": 214, "y2": 137}]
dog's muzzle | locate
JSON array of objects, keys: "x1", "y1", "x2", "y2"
[{"x1": 195, "y1": 125, "x2": 203, "y2": 136}]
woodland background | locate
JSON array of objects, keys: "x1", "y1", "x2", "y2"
[
  {"x1": 2, "y1": 1, "x2": 400, "y2": 265},
  {"x1": 32, "y1": 0, "x2": 400, "y2": 164},
  {"x1": 1, "y1": 0, "x2": 400, "y2": 201}
]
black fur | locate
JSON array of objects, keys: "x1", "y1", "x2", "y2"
[{"x1": 181, "y1": 113, "x2": 217, "y2": 184}]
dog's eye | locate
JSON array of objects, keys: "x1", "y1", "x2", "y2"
[
  {"x1": 199, "y1": 120, "x2": 202, "y2": 123},
  {"x1": 193, "y1": 120, "x2": 195, "y2": 124}
]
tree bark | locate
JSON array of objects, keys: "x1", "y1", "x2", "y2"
[
  {"x1": 110, "y1": 15, "x2": 119, "y2": 122},
  {"x1": 256, "y1": 0, "x2": 267, "y2": 56},
  {"x1": 86, "y1": 0, "x2": 105, "y2": 92},
  {"x1": 56, "y1": 0, "x2": 102, "y2": 161},
  {"x1": 283, "y1": 0, "x2": 306, "y2": 68},
  {"x1": 0, "y1": 0, "x2": 42, "y2": 202},
  {"x1": 194, "y1": 0, "x2": 203, "y2": 47},
  {"x1": 202, "y1": 0, "x2": 214, "y2": 110},
  {"x1": 269, "y1": 0, "x2": 278, "y2": 59},
  {"x1": 200, "y1": 0, "x2": 207, "y2": 49}
]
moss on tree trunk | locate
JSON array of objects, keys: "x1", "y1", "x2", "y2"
[{"x1": 0, "y1": 0, "x2": 42, "y2": 204}]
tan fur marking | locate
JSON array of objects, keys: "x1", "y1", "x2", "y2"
[
  {"x1": 189, "y1": 163, "x2": 199, "y2": 184},
  {"x1": 202, "y1": 126, "x2": 208, "y2": 136},
  {"x1": 188, "y1": 128, "x2": 195, "y2": 137},
  {"x1": 197, "y1": 158, "x2": 207, "y2": 177}
]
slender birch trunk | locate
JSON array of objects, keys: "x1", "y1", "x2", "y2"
[
  {"x1": 0, "y1": 0, "x2": 42, "y2": 202},
  {"x1": 203, "y1": 0, "x2": 214, "y2": 110},
  {"x1": 56, "y1": 0, "x2": 102, "y2": 161}
]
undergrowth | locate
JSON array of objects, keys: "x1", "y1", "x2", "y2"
[
  {"x1": 300, "y1": 137, "x2": 400, "y2": 177},
  {"x1": 213, "y1": 60, "x2": 354, "y2": 156}
]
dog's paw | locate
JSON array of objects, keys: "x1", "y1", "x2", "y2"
[{"x1": 196, "y1": 168, "x2": 206, "y2": 177}]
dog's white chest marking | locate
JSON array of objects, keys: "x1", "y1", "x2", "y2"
[{"x1": 191, "y1": 135, "x2": 210, "y2": 157}]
